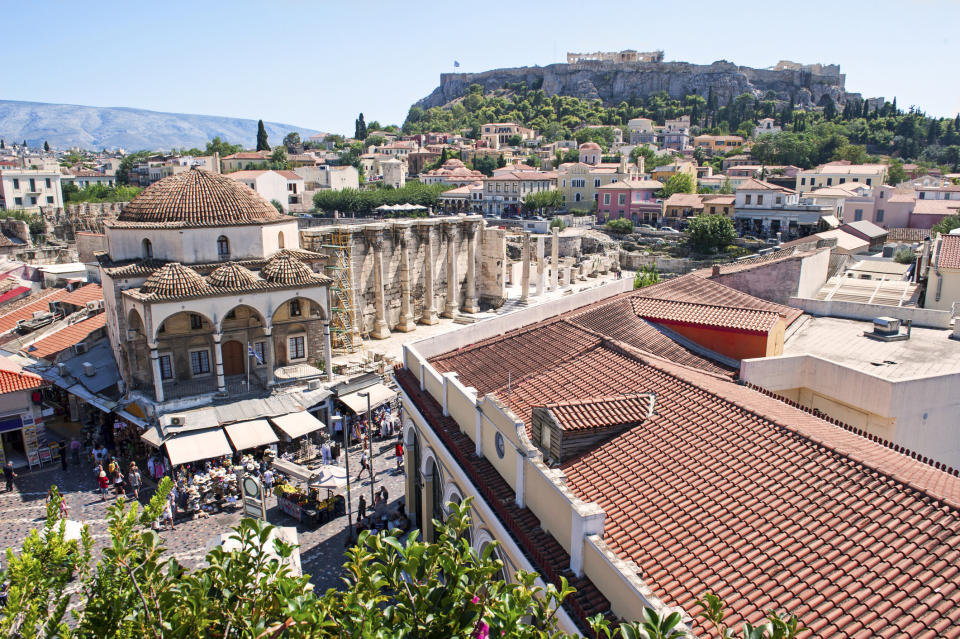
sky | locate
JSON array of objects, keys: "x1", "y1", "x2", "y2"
[{"x1": 4, "y1": 0, "x2": 959, "y2": 136}]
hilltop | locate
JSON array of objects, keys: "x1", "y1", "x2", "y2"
[{"x1": 0, "y1": 100, "x2": 321, "y2": 151}]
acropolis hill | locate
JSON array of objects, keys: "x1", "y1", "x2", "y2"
[{"x1": 415, "y1": 50, "x2": 859, "y2": 111}]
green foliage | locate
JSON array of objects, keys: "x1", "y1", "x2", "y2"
[
  {"x1": 523, "y1": 190, "x2": 565, "y2": 214},
  {"x1": 116, "y1": 150, "x2": 153, "y2": 185},
  {"x1": 472, "y1": 155, "x2": 498, "y2": 176},
  {"x1": 697, "y1": 593, "x2": 806, "y2": 639},
  {"x1": 932, "y1": 215, "x2": 960, "y2": 236},
  {"x1": 634, "y1": 265, "x2": 660, "y2": 289},
  {"x1": 270, "y1": 199, "x2": 285, "y2": 214},
  {"x1": 549, "y1": 216, "x2": 567, "y2": 231},
  {"x1": 885, "y1": 159, "x2": 907, "y2": 186},
  {"x1": 63, "y1": 183, "x2": 142, "y2": 203},
  {"x1": 271, "y1": 146, "x2": 289, "y2": 170},
  {"x1": 688, "y1": 214, "x2": 736, "y2": 253},
  {"x1": 256, "y1": 119, "x2": 270, "y2": 151},
  {"x1": 718, "y1": 178, "x2": 734, "y2": 194},
  {"x1": 313, "y1": 181, "x2": 452, "y2": 214},
  {"x1": 354, "y1": 113, "x2": 367, "y2": 141},
  {"x1": 605, "y1": 218, "x2": 635, "y2": 234},
  {"x1": 283, "y1": 132, "x2": 301, "y2": 150},
  {"x1": 894, "y1": 249, "x2": 916, "y2": 264},
  {"x1": 660, "y1": 173, "x2": 695, "y2": 198},
  {"x1": 365, "y1": 135, "x2": 386, "y2": 148}
]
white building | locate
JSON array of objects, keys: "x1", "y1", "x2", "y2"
[
  {"x1": 226, "y1": 170, "x2": 304, "y2": 213},
  {"x1": 382, "y1": 158, "x2": 406, "y2": 189},
  {"x1": 753, "y1": 117, "x2": 782, "y2": 138},
  {"x1": 0, "y1": 169, "x2": 63, "y2": 210}
]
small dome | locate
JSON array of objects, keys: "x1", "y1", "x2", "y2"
[
  {"x1": 261, "y1": 253, "x2": 316, "y2": 285},
  {"x1": 441, "y1": 158, "x2": 466, "y2": 169},
  {"x1": 140, "y1": 263, "x2": 211, "y2": 297},
  {"x1": 579, "y1": 142, "x2": 602, "y2": 151},
  {"x1": 207, "y1": 262, "x2": 261, "y2": 289},
  {"x1": 116, "y1": 169, "x2": 287, "y2": 228}
]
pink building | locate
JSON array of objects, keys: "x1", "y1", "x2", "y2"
[{"x1": 597, "y1": 179, "x2": 663, "y2": 224}]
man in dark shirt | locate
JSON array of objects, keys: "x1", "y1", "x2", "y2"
[{"x1": 3, "y1": 462, "x2": 16, "y2": 492}]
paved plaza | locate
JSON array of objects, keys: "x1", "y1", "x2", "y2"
[{"x1": 0, "y1": 436, "x2": 406, "y2": 594}]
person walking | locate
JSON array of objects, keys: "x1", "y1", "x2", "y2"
[
  {"x1": 395, "y1": 441, "x2": 404, "y2": 471},
  {"x1": 320, "y1": 440, "x2": 331, "y2": 465},
  {"x1": 356, "y1": 450, "x2": 369, "y2": 482},
  {"x1": 70, "y1": 437, "x2": 81, "y2": 464},
  {"x1": 112, "y1": 467, "x2": 125, "y2": 496},
  {"x1": 262, "y1": 467, "x2": 274, "y2": 494},
  {"x1": 128, "y1": 463, "x2": 142, "y2": 501},
  {"x1": 357, "y1": 494, "x2": 367, "y2": 523},
  {"x1": 97, "y1": 470, "x2": 110, "y2": 501},
  {"x1": 3, "y1": 462, "x2": 15, "y2": 493}
]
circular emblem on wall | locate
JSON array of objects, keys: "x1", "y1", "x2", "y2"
[{"x1": 495, "y1": 432, "x2": 505, "y2": 459}]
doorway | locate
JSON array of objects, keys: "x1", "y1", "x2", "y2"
[
  {"x1": 222, "y1": 340, "x2": 244, "y2": 376},
  {"x1": 1, "y1": 428, "x2": 26, "y2": 468}
]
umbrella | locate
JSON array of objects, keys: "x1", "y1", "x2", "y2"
[{"x1": 311, "y1": 465, "x2": 347, "y2": 490}]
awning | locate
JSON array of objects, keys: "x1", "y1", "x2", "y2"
[
  {"x1": 270, "y1": 411, "x2": 325, "y2": 439},
  {"x1": 141, "y1": 425, "x2": 163, "y2": 448},
  {"x1": 223, "y1": 419, "x2": 279, "y2": 452},
  {"x1": 164, "y1": 427, "x2": 232, "y2": 466},
  {"x1": 272, "y1": 458, "x2": 319, "y2": 483},
  {"x1": 338, "y1": 383, "x2": 395, "y2": 414}
]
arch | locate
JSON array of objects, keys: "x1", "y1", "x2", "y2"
[
  {"x1": 405, "y1": 425, "x2": 422, "y2": 530},
  {"x1": 574, "y1": 192, "x2": 582, "y2": 202},
  {"x1": 141, "y1": 238, "x2": 153, "y2": 259},
  {"x1": 269, "y1": 293, "x2": 327, "y2": 322},
  {"x1": 217, "y1": 303, "x2": 268, "y2": 334},
  {"x1": 474, "y1": 528, "x2": 507, "y2": 583},
  {"x1": 152, "y1": 309, "x2": 216, "y2": 341},
  {"x1": 277, "y1": 231, "x2": 285, "y2": 249},
  {"x1": 428, "y1": 458, "x2": 443, "y2": 530},
  {"x1": 127, "y1": 307, "x2": 146, "y2": 334},
  {"x1": 217, "y1": 235, "x2": 230, "y2": 259},
  {"x1": 442, "y1": 481, "x2": 472, "y2": 544}
]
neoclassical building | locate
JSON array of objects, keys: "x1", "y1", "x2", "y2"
[{"x1": 97, "y1": 169, "x2": 333, "y2": 406}]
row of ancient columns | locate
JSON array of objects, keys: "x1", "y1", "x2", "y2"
[
  {"x1": 364, "y1": 218, "x2": 480, "y2": 340},
  {"x1": 520, "y1": 226, "x2": 566, "y2": 302},
  {"x1": 147, "y1": 320, "x2": 334, "y2": 403}
]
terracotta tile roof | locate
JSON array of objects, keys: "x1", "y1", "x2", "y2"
[
  {"x1": 24, "y1": 313, "x2": 106, "y2": 360},
  {"x1": 735, "y1": 178, "x2": 795, "y2": 193},
  {"x1": 0, "y1": 288, "x2": 71, "y2": 334},
  {"x1": 913, "y1": 199, "x2": 960, "y2": 216},
  {"x1": 631, "y1": 297, "x2": 782, "y2": 333},
  {"x1": 691, "y1": 247, "x2": 825, "y2": 277},
  {"x1": 206, "y1": 262, "x2": 261, "y2": 289},
  {"x1": 59, "y1": 283, "x2": 103, "y2": 307},
  {"x1": 109, "y1": 169, "x2": 287, "y2": 229},
  {"x1": 663, "y1": 193, "x2": 703, "y2": 208},
  {"x1": 275, "y1": 170, "x2": 303, "y2": 181},
  {"x1": 0, "y1": 286, "x2": 31, "y2": 307},
  {"x1": 222, "y1": 151, "x2": 271, "y2": 160},
  {"x1": 140, "y1": 263, "x2": 213, "y2": 298},
  {"x1": 0, "y1": 363, "x2": 46, "y2": 394},
  {"x1": 597, "y1": 179, "x2": 663, "y2": 190},
  {"x1": 546, "y1": 393, "x2": 655, "y2": 432},
  {"x1": 936, "y1": 234, "x2": 960, "y2": 269},
  {"x1": 635, "y1": 274, "x2": 803, "y2": 326},
  {"x1": 430, "y1": 324, "x2": 960, "y2": 637},
  {"x1": 96, "y1": 248, "x2": 324, "y2": 279},
  {"x1": 887, "y1": 227, "x2": 930, "y2": 242},
  {"x1": 261, "y1": 253, "x2": 325, "y2": 286}
]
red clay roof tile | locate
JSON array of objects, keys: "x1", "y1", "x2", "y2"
[
  {"x1": 936, "y1": 234, "x2": 960, "y2": 270},
  {"x1": 0, "y1": 288, "x2": 71, "y2": 334},
  {"x1": 24, "y1": 313, "x2": 106, "y2": 360}
]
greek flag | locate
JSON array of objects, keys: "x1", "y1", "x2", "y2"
[
  {"x1": 248, "y1": 342, "x2": 263, "y2": 365},
  {"x1": 454, "y1": 60, "x2": 460, "y2": 68}
]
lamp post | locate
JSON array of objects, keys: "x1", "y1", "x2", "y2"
[
  {"x1": 357, "y1": 391, "x2": 376, "y2": 504},
  {"x1": 333, "y1": 415, "x2": 353, "y2": 543}
]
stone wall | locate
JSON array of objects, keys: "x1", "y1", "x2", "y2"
[{"x1": 42, "y1": 202, "x2": 124, "y2": 241}]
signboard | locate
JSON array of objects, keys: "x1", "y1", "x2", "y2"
[
  {"x1": 27, "y1": 449, "x2": 40, "y2": 468},
  {"x1": 240, "y1": 474, "x2": 267, "y2": 520},
  {"x1": 38, "y1": 446, "x2": 52, "y2": 465}
]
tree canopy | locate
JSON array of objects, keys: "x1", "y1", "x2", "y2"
[
  {"x1": 687, "y1": 214, "x2": 737, "y2": 253},
  {"x1": 313, "y1": 181, "x2": 452, "y2": 214}
]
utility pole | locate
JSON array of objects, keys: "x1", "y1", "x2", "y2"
[
  {"x1": 333, "y1": 415, "x2": 353, "y2": 543},
  {"x1": 358, "y1": 391, "x2": 376, "y2": 504}
]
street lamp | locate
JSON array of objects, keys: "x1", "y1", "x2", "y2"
[
  {"x1": 332, "y1": 415, "x2": 353, "y2": 543},
  {"x1": 357, "y1": 391, "x2": 376, "y2": 504}
]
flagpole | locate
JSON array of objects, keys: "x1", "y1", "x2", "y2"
[{"x1": 246, "y1": 342, "x2": 250, "y2": 390}]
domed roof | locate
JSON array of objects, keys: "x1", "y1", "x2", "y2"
[
  {"x1": 262, "y1": 253, "x2": 318, "y2": 285},
  {"x1": 207, "y1": 262, "x2": 261, "y2": 289},
  {"x1": 115, "y1": 169, "x2": 287, "y2": 228},
  {"x1": 140, "y1": 262, "x2": 212, "y2": 298},
  {"x1": 579, "y1": 142, "x2": 602, "y2": 151},
  {"x1": 441, "y1": 158, "x2": 466, "y2": 169}
]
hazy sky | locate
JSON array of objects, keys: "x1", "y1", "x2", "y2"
[{"x1": 4, "y1": 0, "x2": 958, "y2": 135}]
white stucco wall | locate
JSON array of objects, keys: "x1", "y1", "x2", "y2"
[{"x1": 106, "y1": 220, "x2": 298, "y2": 263}]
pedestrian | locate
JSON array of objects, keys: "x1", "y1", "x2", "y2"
[
  {"x1": 356, "y1": 450, "x2": 369, "y2": 482},
  {"x1": 320, "y1": 440, "x2": 331, "y2": 465},
  {"x1": 395, "y1": 441, "x2": 404, "y2": 471},
  {"x1": 113, "y1": 468, "x2": 125, "y2": 495},
  {"x1": 357, "y1": 494, "x2": 367, "y2": 522},
  {"x1": 70, "y1": 437, "x2": 81, "y2": 464},
  {"x1": 128, "y1": 462, "x2": 142, "y2": 501},
  {"x1": 262, "y1": 467, "x2": 274, "y2": 493},
  {"x1": 378, "y1": 485, "x2": 388, "y2": 504},
  {"x1": 3, "y1": 462, "x2": 14, "y2": 492},
  {"x1": 97, "y1": 470, "x2": 110, "y2": 501},
  {"x1": 60, "y1": 442, "x2": 68, "y2": 470}
]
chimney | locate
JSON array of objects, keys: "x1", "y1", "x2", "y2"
[{"x1": 711, "y1": 264, "x2": 720, "y2": 277}]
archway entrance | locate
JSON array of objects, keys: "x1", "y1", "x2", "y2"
[{"x1": 222, "y1": 340, "x2": 244, "y2": 376}]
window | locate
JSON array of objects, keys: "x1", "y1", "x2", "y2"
[
  {"x1": 289, "y1": 299, "x2": 302, "y2": 317},
  {"x1": 801, "y1": 177, "x2": 807, "y2": 186},
  {"x1": 919, "y1": 192, "x2": 926, "y2": 199},
  {"x1": 854, "y1": 209, "x2": 863, "y2": 221},
  {"x1": 190, "y1": 350, "x2": 211, "y2": 376},
  {"x1": 190, "y1": 314, "x2": 203, "y2": 330},
  {"x1": 618, "y1": 194, "x2": 626, "y2": 205},
  {"x1": 288, "y1": 335, "x2": 306, "y2": 360},
  {"x1": 278, "y1": 232, "x2": 285, "y2": 249},
  {"x1": 839, "y1": 178, "x2": 846, "y2": 184},
  {"x1": 14, "y1": 197, "x2": 22, "y2": 206},
  {"x1": 46, "y1": 196, "x2": 53, "y2": 204},
  {"x1": 159, "y1": 354, "x2": 173, "y2": 380},
  {"x1": 142, "y1": 238, "x2": 152, "y2": 259},
  {"x1": 866, "y1": 179, "x2": 872, "y2": 186},
  {"x1": 224, "y1": 310, "x2": 236, "y2": 320},
  {"x1": 541, "y1": 424, "x2": 551, "y2": 451},
  {"x1": 217, "y1": 235, "x2": 230, "y2": 259},
  {"x1": 757, "y1": 195, "x2": 763, "y2": 205},
  {"x1": 45, "y1": 178, "x2": 51, "y2": 188},
  {"x1": 594, "y1": 178, "x2": 601, "y2": 188},
  {"x1": 853, "y1": 178, "x2": 859, "y2": 182},
  {"x1": 876, "y1": 209, "x2": 885, "y2": 222},
  {"x1": 776, "y1": 196, "x2": 782, "y2": 204},
  {"x1": 574, "y1": 192, "x2": 581, "y2": 202},
  {"x1": 744, "y1": 194, "x2": 752, "y2": 204},
  {"x1": 29, "y1": 179, "x2": 36, "y2": 191},
  {"x1": 826, "y1": 178, "x2": 833, "y2": 186},
  {"x1": 12, "y1": 179, "x2": 18, "y2": 189},
  {"x1": 710, "y1": 206, "x2": 716, "y2": 214},
  {"x1": 254, "y1": 341, "x2": 266, "y2": 365},
  {"x1": 603, "y1": 193, "x2": 610, "y2": 205}
]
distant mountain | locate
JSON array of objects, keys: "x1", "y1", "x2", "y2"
[{"x1": 0, "y1": 100, "x2": 322, "y2": 152}]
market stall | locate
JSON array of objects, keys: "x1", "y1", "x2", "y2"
[
  {"x1": 223, "y1": 419, "x2": 279, "y2": 452},
  {"x1": 164, "y1": 428, "x2": 233, "y2": 467},
  {"x1": 272, "y1": 459, "x2": 345, "y2": 528}
]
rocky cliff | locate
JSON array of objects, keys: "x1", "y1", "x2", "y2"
[{"x1": 415, "y1": 59, "x2": 856, "y2": 111}]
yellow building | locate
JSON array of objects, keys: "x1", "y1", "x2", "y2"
[
  {"x1": 693, "y1": 135, "x2": 744, "y2": 155},
  {"x1": 650, "y1": 159, "x2": 697, "y2": 183},
  {"x1": 795, "y1": 162, "x2": 888, "y2": 194}
]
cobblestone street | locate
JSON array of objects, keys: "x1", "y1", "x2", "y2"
[{"x1": 0, "y1": 436, "x2": 406, "y2": 594}]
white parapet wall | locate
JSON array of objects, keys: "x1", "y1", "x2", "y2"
[{"x1": 789, "y1": 296, "x2": 952, "y2": 329}]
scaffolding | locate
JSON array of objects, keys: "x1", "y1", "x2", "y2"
[{"x1": 323, "y1": 229, "x2": 361, "y2": 354}]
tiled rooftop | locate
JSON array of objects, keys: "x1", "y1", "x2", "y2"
[
  {"x1": 96, "y1": 248, "x2": 324, "y2": 279},
  {"x1": 261, "y1": 253, "x2": 325, "y2": 286},
  {"x1": 546, "y1": 393, "x2": 655, "y2": 432},
  {"x1": 110, "y1": 169, "x2": 288, "y2": 229},
  {"x1": 207, "y1": 262, "x2": 261, "y2": 289},
  {"x1": 630, "y1": 297, "x2": 782, "y2": 333},
  {"x1": 140, "y1": 263, "x2": 213, "y2": 298},
  {"x1": 936, "y1": 234, "x2": 960, "y2": 270},
  {"x1": 0, "y1": 288, "x2": 71, "y2": 335},
  {"x1": 24, "y1": 313, "x2": 106, "y2": 360},
  {"x1": 59, "y1": 283, "x2": 104, "y2": 307},
  {"x1": 0, "y1": 367, "x2": 46, "y2": 393}
]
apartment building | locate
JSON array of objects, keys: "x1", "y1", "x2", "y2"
[{"x1": 0, "y1": 169, "x2": 63, "y2": 210}]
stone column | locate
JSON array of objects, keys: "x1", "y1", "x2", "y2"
[
  {"x1": 536, "y1": 235, "x2": 546, "y2": 296},
  {"x1": 551, "y1": 226, "x2": 560, "y2": 291},
  {"x1": 418, "y1": 224, "x2": 438, "y2": 325},
  {"x1": 212, "y1": 332, "x2": 226, "y2": 393},
  {"x1": 365, "y1": 228, "x2": 390, "y2": 339},
  {"x1": 149, "y1": 346, "x2": 164, "y2": 403},
  {"x1": 462, "y1": 222, "x2": 479, "y2": 313},
  {"x1": 520, "y1": 232, "x2": 530, "y2": 302},
  {"x1": 322, "y1": 320, "x2": 333, "y2": 382},
  {"x1": 394, "y1": 226, "x2": 416, "y2": 332},
  {"x1": 263, "y1": 326, "x2": 276, "y2": 387},
  {"x1": 442, "y1": 223, "x2": 459, "y2": 318}
]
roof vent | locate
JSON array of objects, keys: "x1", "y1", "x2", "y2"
[
  {"x1": 865, "y1": 317, "x2": 910, "y2": 342},
  {"x1": 82, "y1": 362, "x2": 96, "y2": 377}
]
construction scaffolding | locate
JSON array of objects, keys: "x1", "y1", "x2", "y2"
[{"x1": 323, "y1": 229, "x2": 361, "y2": 354}]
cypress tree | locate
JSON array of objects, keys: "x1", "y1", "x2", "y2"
[
  {"x1": 0, "y1": 140, "x2": 4, "y2": 149},
  {"x1": 892, "y1": 97, "x2": 897, "y2": 115},
  {"x1": 22, "y1": 140, "x2": 27, "y2": 148},
  {"x1": 44, "y1": 140, "x2": 50, "y2": 152},
  {"x1": 862, "y1": 100, "x2": 869, "y2": 118},
  {"x1": 354, "y1": 113, "x2": 367, "y2": 141},
  {"x1": 256, "y1": 120, "x2": 269, "y2": 151},
  {"x1": 955, "y1": 113, "x2": 959, "y2": 130}
]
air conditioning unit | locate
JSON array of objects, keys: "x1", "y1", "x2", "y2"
[
  {"x1": 170, "y1": 416, "x2": 184, "y2": 426},
  {"x1": 32, "y1": 311, "x2": 45, "y2": 319},
  {"x1": 82, "y1": 362, "x2": 96, "y2": 377},
  {"x1": 86, "y1": 301, "x2": 99, "y2": 311},
  {"x1": 307, "y1": 379, "x2": 321, "y2": 391},
  {"x1": 74, "y1": 343, "x2": 87, "y2": 355},
  {"x1": 57, "y1": 363, "x2": 68, "y2": 376}
]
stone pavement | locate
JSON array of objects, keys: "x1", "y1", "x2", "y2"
[{"x1": 0, "y1": 437, "x2": 406, "y2": 594}]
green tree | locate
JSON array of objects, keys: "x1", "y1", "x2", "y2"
[
  {"x1": 633, "y1": 264, "x2": 660, "y2": 289},
  {"x1": 549, "y1": 216, "x2": 566, "y2": 231},
  {"x1": 688, "y1": 214, "x2": 736, "y2": 253},
  {"x1": 605, "y1": 218, "x2": 635, "y2": 234},
  {"x1": 886, "y1": 159, "x2": 907, "y2": 186},
  {"x1": 205, "y1": 136, "x2": 243, "y2": 156},
  {"x1": 932, "y1": 215, "x2": 960, "y2": 235},
  {"x1": 660, "y1": 173, "x2": 696, "y2": 198},
  {"x1": 472, "y1": 155, "x2": 497, "y2": 176},
  {"x1": 283, "y1": 132, "x2": 301, "y2": 151},
  {"x1": 271, "y1": 199, "x2": 285, "y2": 213},
  {"x1": 894, "y1": 249, "x2": 916, "y2": 264},
  {"x1": 44, "y1": 140, "x2": 50, "y2": 152},
  {"x1": 497, "y1": 153, "x2": 507, "y2": 168},
  {"x1": 116, "y1": 151, "x2": 152, "y2": 186},
  {"x1": 256, "y1": 119, "x2": 270, "y2": 151},
  {"x1": 718, "y1": 177, "x2": 734, "y2": 194},
  {"x1": 355, "y1": 113, "x2": 368, "y2": 140},
  {"x1": 271, "y1": 146, "x2": 288, "y2": 170}
]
